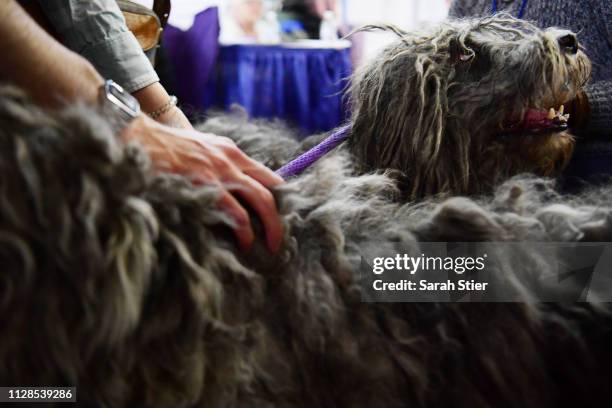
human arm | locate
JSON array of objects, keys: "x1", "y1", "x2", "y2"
[
  {"x1": 0, "y1": 0, "x2": 103, "y2": 106},
  {"x1": 133, "y1": 82, "x2": 193, "y2": 129},
  {"x1": 36, "y1": 0, "x2": 192, "y2": 129},
  {"x1": 0, "y1": 0, "x2": 283, "y2": 252}
]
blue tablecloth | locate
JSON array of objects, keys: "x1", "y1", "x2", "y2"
[
  {"x1": 164, "y1": 8, "x2": 352, "y2": 135},
  {"x1": 208, "y1": 44, "x2": 352, "y2": 135}
]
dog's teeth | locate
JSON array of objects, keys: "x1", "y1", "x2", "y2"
[
  {"x1": 547, "y1": 108, "x2": 556, "y2": 120},
  {"x1": 559, "y1": 105, "x2": 564, "y2": 115},
  {"x1": 556, "y1": 113, "x2": 570, "y2": 123}
]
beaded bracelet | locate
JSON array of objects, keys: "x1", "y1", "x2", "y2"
[{"x1": 147, "y1": 95, "x2": 178, "y2": 120}]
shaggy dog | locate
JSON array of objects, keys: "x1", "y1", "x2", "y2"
[
  {"x1": 1, "y1": 16, "x2": 612, "y2": 408},
  {"x1": 203, "y1": 16, "x2": 591, "y2": 200},
  {"x1": 350, "y1": 16, "x2": 590, "y2": 199}
]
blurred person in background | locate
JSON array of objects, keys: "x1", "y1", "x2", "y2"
[
  {"x1": 278, "y1": 0, "x2": 339, "y2": 40},
  {"x1": 219, "y1": 0, "x2": 265, "y2": 44}
]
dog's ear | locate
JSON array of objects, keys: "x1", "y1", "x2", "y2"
[{"x1": 349, "y1": 34, "x2": 468, "y2": 200}]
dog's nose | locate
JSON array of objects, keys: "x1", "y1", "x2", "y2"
[{"x1": 557, "y1": 33, "x2": 578, "y2": 54}]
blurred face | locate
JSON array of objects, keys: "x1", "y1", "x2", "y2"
[{"x1": 231, "y1": 0, "x2": 263, "y2": 27}]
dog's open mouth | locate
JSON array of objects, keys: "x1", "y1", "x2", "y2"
[{"x1": 501, "y1": 105, "x2": 570, "y2": 135}]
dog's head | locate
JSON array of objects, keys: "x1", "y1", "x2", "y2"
[{"x1": 349, "y1": 15, "x2": 591, "y2": 200}]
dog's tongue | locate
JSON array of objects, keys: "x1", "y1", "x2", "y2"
[
  {"x1": 523, "y1": 109, "x2": 557, "y2": 129},
  {"x1": 503, "y1": 107, "x2": 569, "y2": 134},
  {"x1": 523, "y1": 109, "x2": 551, "y2": 127}
]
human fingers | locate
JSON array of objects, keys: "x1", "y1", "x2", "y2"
[
  {"x1": 241, "y1": 161, "x2": 285, "y2": 188},
  {"x1": 215, "y1": 190, "x2": 255, "y2": 253},
  {"x1": 228, "y1": 175, "x2": 283, "y2": 254},
  {"x1": 207, "y1": 135, "x2": 286, "y2": 187}
]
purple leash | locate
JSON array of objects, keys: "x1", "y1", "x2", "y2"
[{"x1": 276, "y1": 124, "x2": 351, "y2": 179}]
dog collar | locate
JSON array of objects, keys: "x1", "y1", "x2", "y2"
[{"x1": 276, "y1": 124, "x2": 351, "y2": 179}]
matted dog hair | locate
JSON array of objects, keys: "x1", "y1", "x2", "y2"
[
  {"x1": 348, "y1": 15, "x2": 590, "y2": 199},
  {"x1": 1, "y1": 83, "x2": 612, "y2": 407}
]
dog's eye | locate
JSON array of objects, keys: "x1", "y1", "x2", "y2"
[
  {"x1": 450, "y1": 37, "x2": 476, "y2": 63},
  {"x1": 457, "y1": 48, "x2": 476, "y2": 63},
  {"x1": 459, "y1": 52, "x2": 474, "y2": 62}
]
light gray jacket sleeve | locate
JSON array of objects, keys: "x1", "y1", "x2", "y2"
[{"x1": 38, "y1": 0, "x2": 159, "y2": 93}]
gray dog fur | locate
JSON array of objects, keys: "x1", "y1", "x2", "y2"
[{"x1": 1, "y1": 16, "x2": 612, "y2": 408}]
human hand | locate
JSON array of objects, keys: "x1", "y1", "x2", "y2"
[{"x1": 121, "y1": 115, "x2": 285, "y2": 253}]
